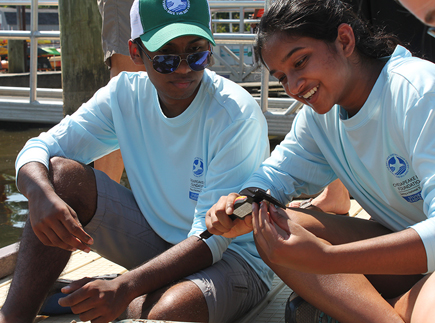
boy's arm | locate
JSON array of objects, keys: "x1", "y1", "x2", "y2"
[{"x1": 59, "y1": 236, "x2": 212, "y2": 322}]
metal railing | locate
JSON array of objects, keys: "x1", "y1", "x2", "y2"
[
  {"x1": 0, "y1": 0, "x2": 63, "y2": 123},
  {"x1": 0, "y1": 0, "x2": 60, "y2": 100},
  {"x1": 210, "y1": 1, "x2": 262, "y2": 83},
  {"x1": 208, "y1": 1, "x2": 301, "y2": 136},
  {"x1": 0, "y1": 0, "x2": 301, "y2": 135}
]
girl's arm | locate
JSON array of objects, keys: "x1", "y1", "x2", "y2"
[{"x1": 253, "y1": 203, "x2": 427, "y2": 275}]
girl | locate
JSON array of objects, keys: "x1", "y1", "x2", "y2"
[{"x1": 205, "y1": 0, "x2": 435, "y2": 321}]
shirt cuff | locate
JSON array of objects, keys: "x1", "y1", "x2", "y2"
[
  {"x1": 192, "y1": 233, "x2": 232, "y2": 264},
  {"x1": 15, "y1": 147, "x2": 50, "y2": 187},
  {"x1": 410, "y1": 220, "x2": 435, "y2": 274}
]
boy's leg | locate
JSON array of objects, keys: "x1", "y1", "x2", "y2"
[
  {"x1": 81, "y1": 169, "x2": 210, "y2": 321},
  {"x1": 123, "y1": 280, "x2": 209, "y2": 322},
  {"x1": 258, "y1": 208, "x2": 425, "y2": 323},
  {"x1": 0, "y1": 157, "x2": 98, "y2": 323},
  {"x1": 123, "y1": 249, "x2": 269, "y2": 323},
  {"x1": 0, "y1": 221, "x2": 72, "y2": 323},
  {"x1": 90, "y1": 181, "x2": 267, "y2": 323},
  {"x1": 289, "y1": 179, "x2": 351, "y2": 215},
  {"x1": 83, "y1": 168, "x2": 173, "y2": 269}
]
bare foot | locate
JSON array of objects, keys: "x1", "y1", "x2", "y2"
[{"x1": 290, "y1": 179, "x2": 351, "y2": 215}]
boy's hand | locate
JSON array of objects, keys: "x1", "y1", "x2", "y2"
[
  {"x1": 59, "y1": 277, "x2": 130, "y2": 323},
  {"x1": 206, "y1": 193, "x2": 254, "y2": 238},
  {"x1": 29, "y1": 189, "x2": 93, "y2": 252}
]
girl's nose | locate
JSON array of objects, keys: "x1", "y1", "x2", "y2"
[{"x1": 287, "y1": 77, "x2": 303, "y2": 97}]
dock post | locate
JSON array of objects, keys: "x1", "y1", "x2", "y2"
[{"x1": 58, "y1": 0, "x2": 109, "y2": 116}]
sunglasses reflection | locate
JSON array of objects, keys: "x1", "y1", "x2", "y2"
[
  {"x1": 153, "y1": 51, "x2": 212, "y2": 74},
  {"x1": 135, "y1": 41, "x2": 212, "y2": 74}
]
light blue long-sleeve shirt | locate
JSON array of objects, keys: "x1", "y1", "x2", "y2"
[
  {"x1": 16, "y1": 69, "x2": 274, "y2": 288},
  {"x1": 244, "y1": 46, "x2": 435, "y2": 274}
]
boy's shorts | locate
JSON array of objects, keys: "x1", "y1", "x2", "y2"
[
  {"x1": 97, "y1": 0, "x2": 134, "y2": 67},
  {"x1": 85, "y1": 169, "x2": 269, "y2": 322}
]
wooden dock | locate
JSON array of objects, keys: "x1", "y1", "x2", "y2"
[{"x1": 0, "y1": 200, "x2": 369, "y2": 323}]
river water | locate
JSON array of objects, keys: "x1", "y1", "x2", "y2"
[{"x1": 0, "y1": 121, "x2": 51, "y2": 248}]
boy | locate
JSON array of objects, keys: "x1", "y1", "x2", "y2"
[{"x1": 0, "y1": 0, "x2": 273, "y2": 322}]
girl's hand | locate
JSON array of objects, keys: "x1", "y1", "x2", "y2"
[{"x1": 253, "y1": 201, "x2": 331, "y2": 273}]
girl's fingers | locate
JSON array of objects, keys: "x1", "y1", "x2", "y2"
[{"x1": 254, "y1": 201, "x2": 277, "y2": 242}]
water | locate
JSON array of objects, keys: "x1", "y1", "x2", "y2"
[{"x1": 0, "y1": 121, "x2": 51, "y2": 248}]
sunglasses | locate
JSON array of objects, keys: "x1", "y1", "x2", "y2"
[
  {"x1": 428, "y1": 27, "x2": 435, "y2": 39},
  {"x1": 135, "y1": 42, "x2": 212, "y2": 74}
]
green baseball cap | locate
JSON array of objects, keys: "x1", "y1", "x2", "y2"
[{"x1": 130, "y1": 0, "x2": 216, "y2": 52}]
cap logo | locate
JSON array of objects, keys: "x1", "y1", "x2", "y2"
[{"x1": 163, "y1": 0, "x2": 190, "y2": 15}]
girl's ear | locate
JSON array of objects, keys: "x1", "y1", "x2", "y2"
[
  {"x1": 336, "y1": 23, "x2": 356, "y2": 58},
  {"x1": 129, "y1": 40, "x2": 145, "y2": 65}
]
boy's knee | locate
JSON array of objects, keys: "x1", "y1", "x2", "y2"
[
  {"x1": 48, "y1": 157, "x2": 94, "y2": 191},
  {"x1": 48, "y1": 157, "x2": 97, "y2": 223},
  {"x1": 148, "y1": 292, "x2": 178, "y2": 318},
  {"x1": 147, "y1": 282, "x2": 208, "y2": 322},
  {"x1": 49, "y1": 157, "x2": 79, "y2": 188}
]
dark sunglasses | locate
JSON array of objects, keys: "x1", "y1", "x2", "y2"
[{"x1": 135, "y1": 41, "x2": 212, "y2": 74}]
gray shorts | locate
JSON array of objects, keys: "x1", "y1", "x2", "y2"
[
  {"x1": 97, "y1": 0, "x2": 134, "y2": 66},
  {"x1": 85, "y1": 169, "x2": 269, "y2": 322}
]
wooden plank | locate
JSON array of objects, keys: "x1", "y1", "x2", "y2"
[
  {"x1": 60, "y1": 257, "x2": 127, "y2": 281},
  {"x1": 237, "y1": 275, "x2": 290, "y2": 323},
  {"x1": 354, "y1": 208, "x2": 371, "y2": 220},
  {"x1": 59, "y1": 251, "x2": 103, "y2": 276},
  {"x1": 349, "y1": 199, "x2": 363, "y2": 218},
  {"x1": 0, "y1": 281, "x2": 10, "y2": 308},
  {"x1": 0, "y1": 251, "x2": 118, "y2": 309},
  {"x1": 0, "y1": 242, "x2": 19, "y2": 280},
  {"x1": 36, "y1": 314, "x2": 81, "y2": 323},
  {"x1": 348, "y1": 199, "x2": 372, "y2": 220}
]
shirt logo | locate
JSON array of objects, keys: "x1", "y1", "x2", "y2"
[
  {"x1": 163, "y1": 0, "x2": 190, "y2": 15},
  {"x1": 386, "y1": 154, "x2": 409, "y2": 178},
  {"x1": 387, "y1": 154, "x2": 422, "y2": 203},
  {"x1": 192, "y1": 157, "x2": 204, "y2": 177}
]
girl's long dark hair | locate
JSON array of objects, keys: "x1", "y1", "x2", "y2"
[{"x1": 256, "y1": 0, "x2": 401, "y2": 64}]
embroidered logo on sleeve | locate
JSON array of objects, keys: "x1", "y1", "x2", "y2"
[
  {"x1": 189, "y1": 157, "x2": 204, "y2": 201},
  {"x1": 387, "y1": 154, "x2": 422, "y2": 203},
  {"x1": 192, "y1": 157, "x2": 204, "y2": 177}
]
